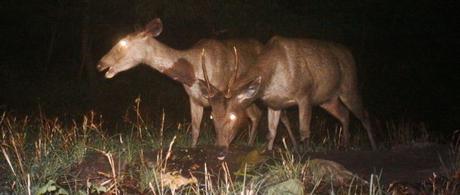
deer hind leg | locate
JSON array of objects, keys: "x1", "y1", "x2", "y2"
[
  {"x1": 320, "y1": 97, "x2": 350, "y2": 147},
  {"x1": 246, "y1": 104, "x2": 262, "y2": 145},
  {"x1": 190, "y1": 99, "x2": 204, "y2": 148},
  {"x1": 298, "y1": 97, "x2": 313, "y2": 148},
  {"x1": 280, "y1": 110, "x2": 298, "y2": 150},
  {"x1": 267, "y1": 108, "x2": 281, "y2": 150},
  {"x1": 339, "y1": 93, "x2": 377, "y2": 150}
]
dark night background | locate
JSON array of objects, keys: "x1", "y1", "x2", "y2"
[{"x1": 0, "y1": 0, "x2": 458, "y2": 136}]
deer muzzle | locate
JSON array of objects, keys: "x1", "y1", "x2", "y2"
[
  {"x1": 97, "y1": 61, "x2": 110, "y2": 72},
  {"x1": 216, "y1": 145, "x2": 229, "y2": 160}
]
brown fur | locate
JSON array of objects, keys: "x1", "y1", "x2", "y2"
[
  {"x1": 163, "y1": 58, "x2": 196, "y2": 86},
  {"x1": 201, "y1": 36, "x2": 377, "y2": 151},
  {"x1": 97, "y1": 18, "x2": 267, "y2": 148}
]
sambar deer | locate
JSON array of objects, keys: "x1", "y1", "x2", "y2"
[
  {"x1": 199, "y1": 49, "x2": 297, "y2": 155},
  {"x1": 199, "y1": 36, "x2": 378, "y2": 152},
  {"x1": 97, "y1": 18, "x2": 294, "y2": 148}
]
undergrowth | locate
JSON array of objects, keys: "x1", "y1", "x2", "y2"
[{"x1": 0, "y1": 101, "x2": 455, "y2": 194}]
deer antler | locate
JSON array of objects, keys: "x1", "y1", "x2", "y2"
[
  {"x1": 201, "y1": 49, "x2": 212, "y2": 98},
  {"x1": 225, "y1": 46, "x2": 239, "y2": 98}
]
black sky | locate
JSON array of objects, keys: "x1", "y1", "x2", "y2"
[{"x1": 0, "y1": 0, "x2": 458, "y2": 133}]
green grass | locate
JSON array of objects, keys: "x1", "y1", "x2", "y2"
[{"x1": 0, "y1": 106, "x2": 454, "y2": 194}]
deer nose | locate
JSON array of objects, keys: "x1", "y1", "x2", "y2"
[
  {"x1": 97, "y1": 61, "x2": 109, "y2": 71},
  {"x1": 216, "y1": 146, "x2": 229, "y2": 160}
]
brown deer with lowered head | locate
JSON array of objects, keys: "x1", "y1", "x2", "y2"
[
  {"x1": 199, "y1": 49, "x2": 298, "y2": 155},
  {"x1": 199, "y1": 36, "x2": 378, "y2": 152},
  {"x1": 97, "y1": 18, "x2": 293, "y2": 148}
]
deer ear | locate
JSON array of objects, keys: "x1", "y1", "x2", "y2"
[
  {"x1": 236, "y1": 76, "x2": 261, "y2": 105},
  {"x1": 197, "y1": 79, "x2": 219, "y2": 99},
  {"x1": 144, "y1": 18, "x2": 163, "y2": 37}
]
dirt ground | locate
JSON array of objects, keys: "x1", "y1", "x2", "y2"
[
  {"x1": 63, "y1": 143, "x2": 451, "y2": 193},
  {"x1": 143, "y1": 146, "x2": 255, "y2": 180},
  {"x1": 145, "y1": 143, "x2": 450, "y2": 185},
  {"x1": 306, "y1": 143, "x2": 449, "y2": 184}
]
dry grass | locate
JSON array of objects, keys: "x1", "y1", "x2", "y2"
[{"x1": 0, "y1": 100, "x2": 455, "y2": 194}]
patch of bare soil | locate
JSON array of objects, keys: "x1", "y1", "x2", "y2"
[
  {"x1": 63, "y1": 146, "x2": 254, "y2": 192},
  {"x1": 64, "y1": 143, "x2": 455, "y2": 193},
  {"x1": 306, "y1": 143, "x2": 450, "y2": 185},
  {"x1": 143, "y1": 145, "x2": 254, "y2": 180},
  {"x1": 150, "y1": 143, "x2": 450, "y2": 186}
]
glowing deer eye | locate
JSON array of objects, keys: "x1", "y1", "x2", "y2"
[
  {"x1": 119, "y1": 40, "x2": 128, "y2": 48},
  {"x1": 210, "y1": 114, "x2": 213, "y2": 120},
  {"x1": 229, "y1": 113, "x2": 237, "y2": 121}
]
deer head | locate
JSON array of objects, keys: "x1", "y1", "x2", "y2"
[
  {"x1": 198, "y1": 47, "x2": 262, "y2": 150},
  {"x1": 97, "y1": 18, "x2": 164, "y2": 78}
]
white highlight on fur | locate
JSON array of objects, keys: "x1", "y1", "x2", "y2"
[
  {"x1": 229, "y1": 113, "x2": 237, "y2": 121},
  {"x1": 119, "y1": 39, "x2": 128, "y2": 48}
]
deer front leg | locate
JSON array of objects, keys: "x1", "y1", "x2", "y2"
[
  {"x1": 190, "y1": 99, "x2": 203, "y2": 147},
  {"x1": 267, "y1": 108, "x2": 281, "y2": 150},
  {"x1": 298, "y1": 98, "x2": 312, "y2": 149},
  {"x1": 246, "y1": 104, "x2": 262, "y2": 145}
]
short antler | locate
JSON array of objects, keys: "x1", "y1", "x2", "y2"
[
  {"x1": 225, "y1": 46, "x2": 239, "y2": 98},
  {"x1": 201, "y1": 49, "x2": 212, "y2": 98}
]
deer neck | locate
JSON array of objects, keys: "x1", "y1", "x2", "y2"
[
  {"x1": 142, "y1": 38, "x2": 198, "y2": 86},
  {"x1": 142, "y1": 38, "x2": 187, "y2": 72}
]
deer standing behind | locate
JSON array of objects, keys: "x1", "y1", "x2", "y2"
[
  {"x1": 199, "y1": 36, "x2": 378, "y2": 152},
  {"x1": 97, "y1": 18, "x2": 295, "y2": 148}
]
